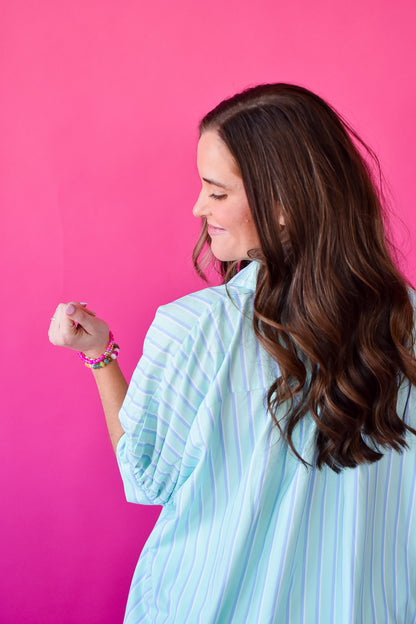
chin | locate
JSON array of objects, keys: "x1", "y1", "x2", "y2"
[
  {"x1": 212, "y1": 253, "x2": 246, "y2": 262},
  {"x1": 211, "y1": 249, "x2": 235, "y2": 262},
  {"x1": 210, "y1": 243, "x2": 250, "y2": 263}
]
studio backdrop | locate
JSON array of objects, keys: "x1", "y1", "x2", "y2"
[{"x1": 1, "y1": 1, "x2": 415, "y2": 622}]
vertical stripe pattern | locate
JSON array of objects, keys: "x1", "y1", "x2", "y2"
[{"x1": 116, "y1": 262, "x2": 416, "y2": 623}]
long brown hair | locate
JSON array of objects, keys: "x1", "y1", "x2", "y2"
[{"x1": 193, "y1": 83, "x2": 416, "y2": 471}]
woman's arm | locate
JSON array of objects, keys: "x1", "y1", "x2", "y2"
[
  {"x1": 90, "y1": 361, "x2": 127, "y2": 452},
  {"x1": 48, "y1": 302, "x2": 127, "y2": 453}
]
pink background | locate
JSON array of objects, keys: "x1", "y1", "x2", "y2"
[{"x1": 1, "y1": 1, "x2": 415, "y2": 622}]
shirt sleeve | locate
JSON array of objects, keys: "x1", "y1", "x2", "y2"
[{"x1": 116, "y1": 301, "x2": 212, "y2": 506}]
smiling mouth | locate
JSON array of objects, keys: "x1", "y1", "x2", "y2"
[{"x1": 207, "y1": 225, "x2": 226, "y2": 235}]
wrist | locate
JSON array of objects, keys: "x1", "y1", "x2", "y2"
[
  {"x1": 78, "y1": 331, "x2": 120, "y2": 369},
  {"x1": 83, "y1": 344, "x2": 109, "y2": 359}
]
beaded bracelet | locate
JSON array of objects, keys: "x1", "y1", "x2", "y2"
[{"x1": 78, "y1": 331, "x2": 120, "y2": 369}]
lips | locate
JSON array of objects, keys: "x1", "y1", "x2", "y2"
[{"x1": 207, "y1": 224, "x2": 226, "y2": 236}]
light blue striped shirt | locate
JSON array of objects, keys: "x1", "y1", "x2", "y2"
[{"x1": 116, "y1": 261, "x2": 416, "y2": 623}]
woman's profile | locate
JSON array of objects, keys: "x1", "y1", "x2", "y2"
[{"x1": 49, "y1": 83, "x2": 416, "y2": 623}]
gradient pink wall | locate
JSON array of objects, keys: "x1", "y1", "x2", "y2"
[{"x1": 1, "y1": 1, "x2": 415, "y2": 622}]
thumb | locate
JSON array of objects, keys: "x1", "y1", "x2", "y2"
[{"x1": 65, "y1": 303, "x2": 100, "y2": 334}]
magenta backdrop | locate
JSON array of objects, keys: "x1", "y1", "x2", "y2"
[{"x1": 1, "y1": 1, "x2": 415, "y2": 622}]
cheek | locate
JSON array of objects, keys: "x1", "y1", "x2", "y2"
[
  {"x1": 234, "y1": 204, "x2": 253, "y2": 227},
  {"x1": 240, "y1": 208, "x2": 256, "y2": 231},
  {"x1": 242, "y1": 211, "x2": 260, "y2": 245}
]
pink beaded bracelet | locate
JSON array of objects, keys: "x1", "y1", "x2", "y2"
[{"x1": 77, "y1": 331, "x2": 120, "y2": 369}]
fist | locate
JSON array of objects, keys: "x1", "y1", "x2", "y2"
[{"x1": 48, "y1": 302, "x2": 110, "y2": 358}]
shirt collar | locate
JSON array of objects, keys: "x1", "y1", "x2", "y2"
[{"x1": 227, "y1": 261, "x2": 260, "y2": 291}]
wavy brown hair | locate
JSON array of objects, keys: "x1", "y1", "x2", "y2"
[{"x1": 193, "y1": 83, "x2": 416, "y2": 471}]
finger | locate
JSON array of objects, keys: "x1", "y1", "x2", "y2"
[
  {"x1": 68, "y1": 301, "x2": 96, "y2": 317},
  {"x1": 49, "y1": 300, "x2": 109, "y2": 358},
  {"x1": 48, "y1": 303, "x2": 73, "y2": 344},
  {"x1": 65, "y1": 304, "x2": 104, "y2": 336}
]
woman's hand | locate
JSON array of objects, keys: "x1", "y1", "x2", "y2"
[
  {"x1": 49, "y1": 302, "x2": 127, "y2": 452},
  {"x1": 48, "y1": 302, "x2": 110, "y2": 358}
]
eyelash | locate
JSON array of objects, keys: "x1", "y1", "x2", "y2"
[{"x1": 209, "y1": 193, "x2": 227, "y2": 200}]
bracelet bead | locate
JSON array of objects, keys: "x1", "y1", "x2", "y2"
[{"x1": 78, "y1": 331, "x2": 120, "y2": 369}]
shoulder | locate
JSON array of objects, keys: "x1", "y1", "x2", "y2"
[{"x1": 146, "y1": 261, "x2": 260, "y2": 357}]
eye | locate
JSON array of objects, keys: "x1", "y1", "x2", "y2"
[{"x1": 209, "y1": 193, "x2": 227, "y2": 200}]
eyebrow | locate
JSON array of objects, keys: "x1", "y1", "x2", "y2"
[{"x1": 202, "y1": 177, "x2": 229, "y2": 190}]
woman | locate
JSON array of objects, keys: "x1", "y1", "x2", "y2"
[{"x1": 49, "y1": 84, "x2": 416, "y2": 623}]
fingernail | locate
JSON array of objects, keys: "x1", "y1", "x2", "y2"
[
  {"x1": 80, "y1": 302, "x2": 88, "y2": 306},
  {"x1": 66, "y1": 304, "x2": 75, "y2": 315}
]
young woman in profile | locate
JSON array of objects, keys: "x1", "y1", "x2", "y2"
[{"x1": 49, "y1": 84, "x2": 416, "y2": 623}]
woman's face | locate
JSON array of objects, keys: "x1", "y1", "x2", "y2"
[{"x1": 193, "y1": 130, "x2": 260, "y2": 262}]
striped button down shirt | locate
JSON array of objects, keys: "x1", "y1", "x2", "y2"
[{"x1": 116, "y1": 261, "x2": 416, "y2": 623}]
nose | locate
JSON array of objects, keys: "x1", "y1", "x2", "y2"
[{"x1": 193, "y1": 190, "x2": 209, "y2": 218}]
